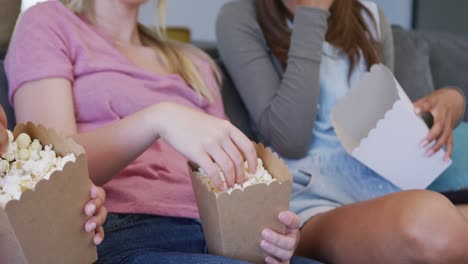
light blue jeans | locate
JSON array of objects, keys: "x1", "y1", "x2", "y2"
[{"x1": 287, "y1": 148, "x2": 401, "y2": 226}]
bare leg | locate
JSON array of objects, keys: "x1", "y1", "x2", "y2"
[
  {"x1": 296, "y1": 190, "x2": 468, "y2": 264},
  {"x1": 456, "y1": 205, "x2": 468, "y2": 220}
]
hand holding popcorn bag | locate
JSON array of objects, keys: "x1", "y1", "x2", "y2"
[
  {"x1": 190, "y1": 143, "x2": 292, "y2": 264},
  {"x1": 1, "y1": 123, "x2": 97, "y2": 264},
  {"x1": 198, "y1": 158, "x2": 277, "y2": 195}
]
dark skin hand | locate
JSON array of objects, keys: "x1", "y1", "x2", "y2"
[{"x1": 414, "y1": 87, "x2": 465, "y2": 160}]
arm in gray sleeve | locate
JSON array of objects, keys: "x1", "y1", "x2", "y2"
[
  {"x1": 0, "y1": 210, "x2": 27, "y2": 264},
  {"x1": 216, "y1": 2, "x2": 329, "y2": 158},
  {"x1": 379, "y1": 9, "x2": 394, "y2": 71}
]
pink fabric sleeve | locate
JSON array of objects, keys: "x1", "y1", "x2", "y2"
[{"x1": 4, "y1": 4, "x2": 74, "y2": 106}]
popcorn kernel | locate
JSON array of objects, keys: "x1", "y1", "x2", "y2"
[
  {"x1": 18, "y1": 149, "x2": 30, "y2": 160},
  {"x1": 16, "y1": 133, "x2": 32, "y2": 149},
  {"x1": 30, "y1": 139, "x2": 42, "y2": 152},
  {"x1": 0, "y1": 131, "x2": 77, "y2": 208},
  {"x1": 0, "y1": 160, "x2": 9, "y2": 174}
]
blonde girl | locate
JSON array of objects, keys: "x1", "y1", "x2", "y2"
[{"x1": 6, "y1": 0, "x2": 312, "y2": 263}]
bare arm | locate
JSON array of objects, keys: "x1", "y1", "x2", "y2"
[
  {"x1": 14, "y1": 78, "x2": 257, "y2": 188},
  {"x1": 14, "y1": 78, "x2": 165, "y2": 185}
]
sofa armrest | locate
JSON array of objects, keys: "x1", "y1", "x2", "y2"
[{"x1": 416, "y1": 31, "x2": 468, "y2": 121}]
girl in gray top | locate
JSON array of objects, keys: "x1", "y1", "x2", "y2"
[{"x1": 217, "y1": 0, "x2": 468, "y2": 263}]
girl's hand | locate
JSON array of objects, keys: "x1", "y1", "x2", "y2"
[
  {"x1": 414, "y1": 88, "x2": 465, "y2": 160},
  {"x1": 296, "y1": 0, "x2": 334, "y2": 10},
  {"x1": 84, "y1": 185, "x2": 107, "y2": 245},
  {"x1": 261, "y1": 211, "x2": 301, "y2": 264},
  {"x1": 154, "y1": 103, "x2": 257, "y2": 191}
]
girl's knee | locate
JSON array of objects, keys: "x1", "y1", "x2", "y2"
[{"x1": 391, "y1": 191, "x2": 466, "y2": 262}]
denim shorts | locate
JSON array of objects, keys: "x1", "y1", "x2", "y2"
[
  {"x1": 97, "y1": 213, "x2": 319, "y2": 264},
  {"x1": 287, "y1": 149, "x2": 401, "y2": 227}
]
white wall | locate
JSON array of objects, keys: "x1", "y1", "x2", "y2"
[
  {"x1": 140, "y1": 0, "x2": 414, "y2": 41},
  {"x1": 21, "y1": 0, "x2": 48, "y2": 12},
  {"x1": 22, "y1": 0, "x2": 414, "y2": 41},
  {"x1": 139, "y1": 0, "x2": 231, "y2": 41},
  {"x1": 372, "y1": 0, "x2": 413, "y2": 29}
]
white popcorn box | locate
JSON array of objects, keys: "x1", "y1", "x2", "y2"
[
  {"x1": 331, "y1": 64, "x2": 451, "y2": 190},
  {"x1": 190, "y1": 143, "x2": 292, "y2": 264},
  {"x1": 3, "y1": 123, "x2": 96, "y2": 264}
]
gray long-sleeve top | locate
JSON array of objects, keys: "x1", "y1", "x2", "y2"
[{"x1": 216, "y1": 0, "x2": 394, "y2": 158}]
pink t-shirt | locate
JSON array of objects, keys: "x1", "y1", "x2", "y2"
[{"x1": 5, "y1": 1, "x2": 226, "y2": 219}]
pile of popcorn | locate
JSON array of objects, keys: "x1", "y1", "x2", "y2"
[
  {"x1": 199, "y1": 158, "x2": 276, "y2": 195},
  {"x1": 0, "y1": 131, "x2": 76, "y2": 208}
]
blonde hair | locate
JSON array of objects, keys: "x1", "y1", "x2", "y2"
[{"x1": 63, "y1": 0, "x2": 221, "y2": 102}]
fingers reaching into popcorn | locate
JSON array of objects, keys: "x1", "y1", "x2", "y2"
[
  {"x1": 199, "y1": 158, "x2": 276, "y2": 194},
  {"x1": 198, "y1": 156, "x2": 302, "y2": 263}
]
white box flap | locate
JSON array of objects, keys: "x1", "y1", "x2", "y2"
[
  {"x1": 331, "y1": 65, "x2": 400, "y2": 152},
  {"x1": 331, "y1": 64, "x2": 451, "y2": 190}
]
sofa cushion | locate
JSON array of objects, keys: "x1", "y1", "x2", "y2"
[
  {"x1": 428, "y1": 122, "x2": 468, "y2": 192},
  {"x1": 0, "y1": 0, "x2": 21, "y2": 59},
  {"x1": 392, "y1": 26, "x2": 435, "y2": 102}
]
